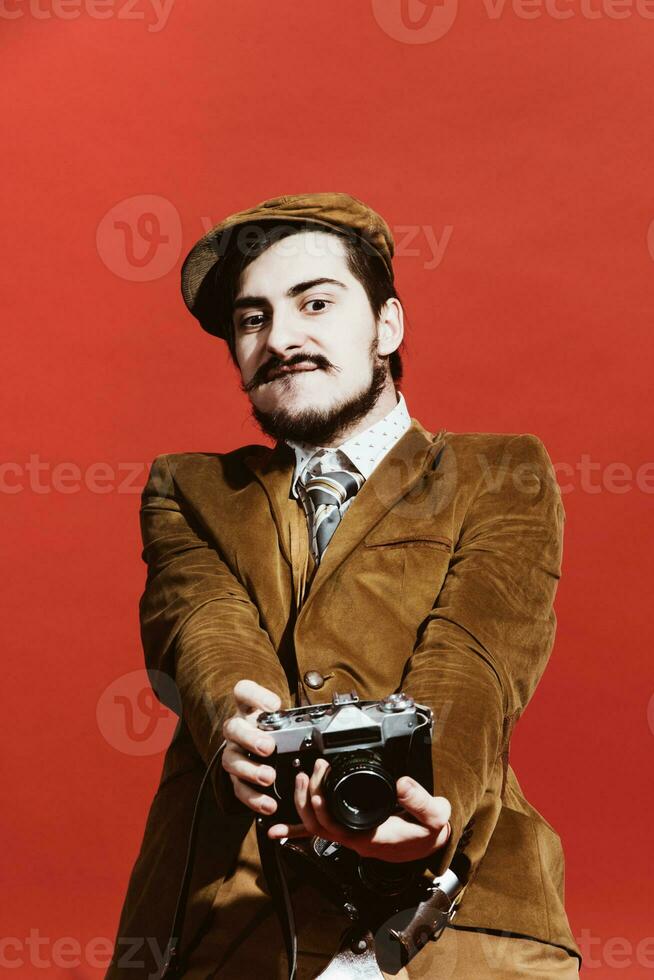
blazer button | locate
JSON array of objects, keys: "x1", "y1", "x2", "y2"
[{"x1": 304, "y1": 670, "x2": 325, "y2": 690}]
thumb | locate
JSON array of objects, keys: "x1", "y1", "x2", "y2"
[{"x1": 397, "y1": 777, "x2": 452, "y2": 833}]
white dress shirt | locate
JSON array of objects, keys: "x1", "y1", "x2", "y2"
[{"x1": 286, "y1": 389, "x2": 412, "y2": 521}]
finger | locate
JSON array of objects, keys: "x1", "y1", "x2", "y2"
[
  {"x1": 233, "y1": 679, "x2": 281, "y2": 715},
  {"x1": 222, "y1": 746, "x2": 276, "y2": 787},
  {"x1": 267, "y1": 822, "x2": 310, "y2": 840},
  {"x1": 308, "y1": 758, "x2": 329, "y2": 798},
  {"x1": 436, "y1": 820, "x2": 452, "y2": 849},
  {"x1": 294, "y1": 771, "x2": 321, "y2": 836},
  {"x1": 309, "y1": 790, "x2": 361, "y2": 847},
  {"x1": 305, "y1": 763, "x2": 363, "y2": 847},
  {"x1": 363, "y1": 815, "x2": 436, "y2": 862},
  {"x1": 363, "y1": 811, "x2": 451, "y2": 863},
  {"x1": 307, "y1": 760, "x2": 354, "y2": 841},
  {"x1": 397, "y1": 777, "x2": 452, "y2": 831},
  {"x1": 222, "y1": 716, "x2": 276, "y2": 757},
  {"x1": 231, "y1": 775, "x2": 278, "y2": 817}
]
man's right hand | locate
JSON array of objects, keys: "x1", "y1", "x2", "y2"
[{"x1": 221, "y1": 679, "x2": 281, "y2": 816}]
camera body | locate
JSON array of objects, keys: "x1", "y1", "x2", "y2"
[{"x1": 255, "y1": 691, "x2": 433, "y2": 830}]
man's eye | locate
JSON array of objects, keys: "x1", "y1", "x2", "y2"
[
  {"x1": 304, "y1": 299, "x2": 331, "y2": 313},
  {"x1": 238, "y1": 314, "x2": 266, "y2": 330}
]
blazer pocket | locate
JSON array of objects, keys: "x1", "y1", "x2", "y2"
[
  {"x1": 364, "y1": 521, "x2": 453, "y2": 553},
  {"x1": 365, "y1": 537, "x2": 452, "y2": 551}
]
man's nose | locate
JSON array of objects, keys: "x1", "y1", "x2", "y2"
[{"x1": 264, "y1": 309, "x2": 308, "y2": 358}]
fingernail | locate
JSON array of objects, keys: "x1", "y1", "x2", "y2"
[
  {"x1": 261, "y1": 799, "x2": 276, "y2": 814},
  {"x1": 256, "y1": 739, "x2": 271, "y2": 754}
]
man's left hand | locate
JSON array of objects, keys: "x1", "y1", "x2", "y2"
[{"x1": 267, "y1": 759, "x2": 452, "y2": 863}]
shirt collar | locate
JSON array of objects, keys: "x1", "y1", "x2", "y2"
[{"x1": 286, "y1": 389, "x2": 412, "y2": 499}]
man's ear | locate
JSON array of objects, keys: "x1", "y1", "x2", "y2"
[{"x1": 376, "y1": 297, "x2": 404, "y2": 357}]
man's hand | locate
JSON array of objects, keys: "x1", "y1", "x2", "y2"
[
  {"x1": 267, "y1": 758, "x2": 452, "y2": 864},
  {"x1": 221, "y1": 679, "x2": 281, "y2": 816}
]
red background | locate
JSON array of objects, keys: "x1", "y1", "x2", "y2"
[{"x1": 3, "y1": 1, "x2": 653, "y2": 976}]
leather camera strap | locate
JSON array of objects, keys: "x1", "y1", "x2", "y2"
[
  {"x1": 256, "y1": 817, "x2": 299, "y2": 980},
  {"x1": 153, "y1": 743, "x2": 465, "y2": 980},
  {"x1": 154, "y1": 740, "x2": 227, "y2": 979},
  {"x1": 280, "y1": 837, "x2": 465, "y2": 977}
]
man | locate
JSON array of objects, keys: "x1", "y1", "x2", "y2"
[{"x1": 107, "y1": 192, "x2": 581, "y2": 978}]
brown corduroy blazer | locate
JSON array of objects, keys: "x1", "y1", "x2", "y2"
[{"x1": 106, "y1": 418, "x2": 581, "y2": 977}]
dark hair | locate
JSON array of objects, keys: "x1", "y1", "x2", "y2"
[{"x1": 205, "y1": 219, "x2": 405, "y2": 385}]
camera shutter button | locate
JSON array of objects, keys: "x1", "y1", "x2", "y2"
[{"x1": 304, "y1": 670, "x2": 325, "y2": 690}]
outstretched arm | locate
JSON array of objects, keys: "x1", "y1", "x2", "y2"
[
  {"x1": 400, "y1": 433, "x2": 565, "y2": 877},
  {"x1": 138, "y1": 454, "x2": 292, "y2": 807}
]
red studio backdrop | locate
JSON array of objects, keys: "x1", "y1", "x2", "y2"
[{"x1": 3, "y1": 2, "x2": 653, "y2": 977}]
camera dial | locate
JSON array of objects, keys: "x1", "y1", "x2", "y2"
[
  {"x1": 381, "y1": 693, "x2": 415, "y2": 713},
  {"x1": 258, "y1": 711, "x2": 286, "y2": 730}
]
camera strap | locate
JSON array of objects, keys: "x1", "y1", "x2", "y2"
[
  {"x1": 154, "y1": 740, "x2": 227, "y2": 980},
  {"x1": 152, "y1": 741, "x2": 465, "y2": 980},
  {"x1": 255, "y1": 817, "x2": 299, "y2": 980},
  {"x1": 276, "y1": 836, "x2": 466, "y2": 978}
]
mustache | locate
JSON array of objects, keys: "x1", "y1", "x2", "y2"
[{"x1": 243, "y1": 354, "x2": 334, "y2": 392}]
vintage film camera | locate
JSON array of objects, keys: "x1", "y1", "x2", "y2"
[
  {"x1": 250, "y1": 692, "x2": 461, "y2": 972},
  {"x1": 254, "y1": 691, "x2": 434, "y2": 831}
]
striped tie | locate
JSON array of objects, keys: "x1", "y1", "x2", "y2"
[{"x1": 297, "y1": 450, "x2": 365, "y2": 563}]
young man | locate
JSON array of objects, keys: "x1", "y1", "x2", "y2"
[{"x1": 107, "y1": 193, "x2": 580, "y2": 978}]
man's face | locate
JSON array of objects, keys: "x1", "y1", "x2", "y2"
[{"x1": 232, "y1": 230, "x2": 398, "y2": 445}]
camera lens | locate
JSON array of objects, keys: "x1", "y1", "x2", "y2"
[{"x1": 323, "y1": 750, "x2": 396, "y2": 830}]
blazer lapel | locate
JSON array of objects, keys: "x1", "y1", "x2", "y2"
[
  {"x1": 243, "y1": 418, "x2": 447, "y2": 610},
  {"x1": 241, "y1": 439, "x2": 297, "y2": 569}
]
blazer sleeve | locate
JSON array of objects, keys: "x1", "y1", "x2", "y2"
[
  {"x1": 138, "y1": 453, "x2": 292, "y2": 809},
  {"x1": 399, "y1": 433, "x2": 565, "y2": 880}
]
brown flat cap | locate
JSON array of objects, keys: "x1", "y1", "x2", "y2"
[{"x1": 180, "y1": 191, "x2": 395, "y2": 340}]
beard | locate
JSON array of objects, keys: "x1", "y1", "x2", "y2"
[{"x1": 248, "y1": 349, "x2": 390, "y2": 447}]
